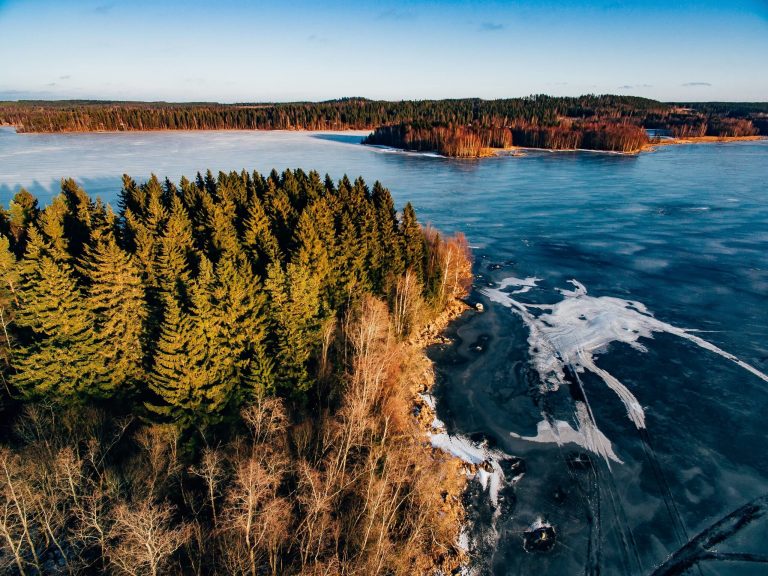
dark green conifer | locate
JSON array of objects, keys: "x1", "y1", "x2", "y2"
[
  {"x1": 213, "y1": 254, "x2": 273, "y2": 399},
  {"x1": 38, "y1": 194, "x2": 70, "y2": 262},
  {"x1": 336, "y1": 210, "x2": 367, "y2": 299},
  {"x1": 7, "y1": 189, "x2": 39, "y2": 256},
  {"x1": 294, "y1": 199, "x2": 337, "y2": 312},
  {"x1": 83, "y1": 229, "x2": 147, "y2": 398},
  {"x1": 208, "y1": 202, "x2": 241, "y2": 260},
  {"x1": 117, "y1": 174, "x2": 142, "y2": 215},
  {"x1": 0, "y1": 235, "x2": 17, "y2": 372},
  {"x1": 157, "y1": 195, "x2": 196, "y2": 303},
  {"x1": 148, "y1": 259, "x2": 235, "y2": 427},
  {"x1": 60, "y1": 178, "x2": 94, "y2": 259},
  {"x1": 371, "y1": 182, "x2": 404, "y2": 288},
  {"x1": 401, "y1": 202, "x2": 426, "y2": 281},
  {"x1": 12, "y1": 229, "x2": 105, "y2": 401},
  {"x1": 243, "y1": 194, "x2": 282, "y2": 270},
  {"x1": 0, "y1": 207, "x2": 11, "y2": 242},
  {"x1": 264, "y1": 261, "x2": 323, "y2": 396}
]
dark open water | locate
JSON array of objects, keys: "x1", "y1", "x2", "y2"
[{"x1": 2, "y1": 127, "x2": 767, "y2": 575}]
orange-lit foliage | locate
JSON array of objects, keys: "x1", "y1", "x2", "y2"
[
  {"x1": 706, "y1": 117, "x2": 758, "y2": 137},
  {"x1": 367, "y1": 120, "x2": 650, "y2": 155}
]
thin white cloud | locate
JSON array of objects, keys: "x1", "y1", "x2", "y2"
[
  {"x1": 377, "y1": 9, "x2": 414, "y2": 21},
  {"x1": 480, "y1": 22, "x2": 504, "y2": 31}
]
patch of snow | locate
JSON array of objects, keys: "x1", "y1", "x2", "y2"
[
  {"x1": 419, "y1": 393, "x2": 437, "y2": 411},
  {"x1": 430, "y1": 433, "x2": 520, "y2": 506}
]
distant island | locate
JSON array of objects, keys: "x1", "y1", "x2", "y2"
[{"x1": 1, "y1": 95, "x2": 766, "y2": 157}]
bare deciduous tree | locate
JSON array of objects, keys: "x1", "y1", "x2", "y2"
[
  {"x1": 241, "y1": 397, "x2": 288, "y2": 447},
  {"x1": 109, "y1": 500, "x2": 189, "y2": 576},
  {"x1": 392, "y1": 270, "x2": 423, "y2": 339},
  {"x1": 189, "y1": 447, "x2": 224, "y2": 528},
  {"x1": 220, "y1": 454, "x2": 289, "y2": 576}
]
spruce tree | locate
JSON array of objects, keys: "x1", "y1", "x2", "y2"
[
  {"x1": 334, "y1": 211, "x2": 358, "y2": 298},
  {"x1": 38, "y1": 194, "x2": 70, "y2": 263},
  {"x1": 7, "y1": 189, "x2": 39, "y2": 256},
  {"x1": 401, "y1": 202, "x2": 426, "y2": 281},
  {"x1": 243, "y1": 194, "x2": 281, "y2": 270},
  {"x1": 147, "y1": 294, "x2": 201, "y2": 425},
  {"x1": 265, "y1": 187, "x2": 298, "y2": 255},
  {"x1": 117, "y1": 174, "x2": 142, "y2": 215},
  {"x1": 157, "y1": 195, "x2": 195, "y2": 303},
  {"x1": 371, "y1": 182, "x2": 404, "y2": 288},
  {"x1": 0, "y1": 207, "x2": 10, "y2": 242},
  {"x1": 294, "y1": 199, "x2": 337, "y2": 313},
  {"x1": 208, "y1": 202, "x2": 241, "y2": 259},
  {"x1": 12, "y1": 229, "x2": 105, "y2": 401},
  {"x1": 148, "y1": 261, "x2": 236, "y2": 428},
  {"x1": 0, "y1": 235, "x2": 16, "y2": 372},
  {"x1": 83, "y1": 232, "x2": 147, "y2": 398},
  {"x1": 60, "y1": 178, "x2": 94, "y2": 259},
  {"x1": 213, "y1": 254, "x2": 273, "y2": 399},
  {"x1": 264, "y1": 261, "x2": 323, "y2": 397}
]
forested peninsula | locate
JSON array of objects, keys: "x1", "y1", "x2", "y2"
[
  {"x1": 0, "y1": 170, "x2": 473, "y2": 575},
  {"x1": 1, "y1": 96, "x2": 766, "y2": 157}
]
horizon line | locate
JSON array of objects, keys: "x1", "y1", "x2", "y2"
[{"x1": 2, "y1": 95, "x2": 767, "y2": 105}]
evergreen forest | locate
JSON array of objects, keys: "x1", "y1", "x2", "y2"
[{"x1": 0, "y1": 169, "x2": 473, "y2": 575}]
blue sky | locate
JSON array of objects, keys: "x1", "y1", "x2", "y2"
[{"x1": 1, "y1": 0, "x2": 766, "y2": 102}]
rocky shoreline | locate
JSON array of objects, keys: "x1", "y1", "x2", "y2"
[
  {"x1": 409, "y1": 297, "x2": 530, "y2": 574},
  {"x1": 409, "y1": 298, "x2": 472, "y2": 573}
]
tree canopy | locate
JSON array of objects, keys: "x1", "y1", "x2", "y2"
[{"x1": 1, "y1": 170, "x2": 469, "y2": 430}]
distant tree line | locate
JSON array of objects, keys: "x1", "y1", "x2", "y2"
[
  {"x1": 0, "y1": 95, "x2": 669, "y2": 133},
  {"x1": 0, "y1": 171, "x2": 473, "y2": 574},
  {"x1": 1, "y1": 96, "x2": 765, "y2": 157}
]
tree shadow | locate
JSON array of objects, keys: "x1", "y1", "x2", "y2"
[{"x1": 309, "y1": 133, "x2": 366, "y2": 145}]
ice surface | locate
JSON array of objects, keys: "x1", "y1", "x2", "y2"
[
  {"x1": 483, "y1": 277, "x2": 768, "y2": 461},
  {"x1": 510, "y1": 403, "x2": 623, "y2": 464}
]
